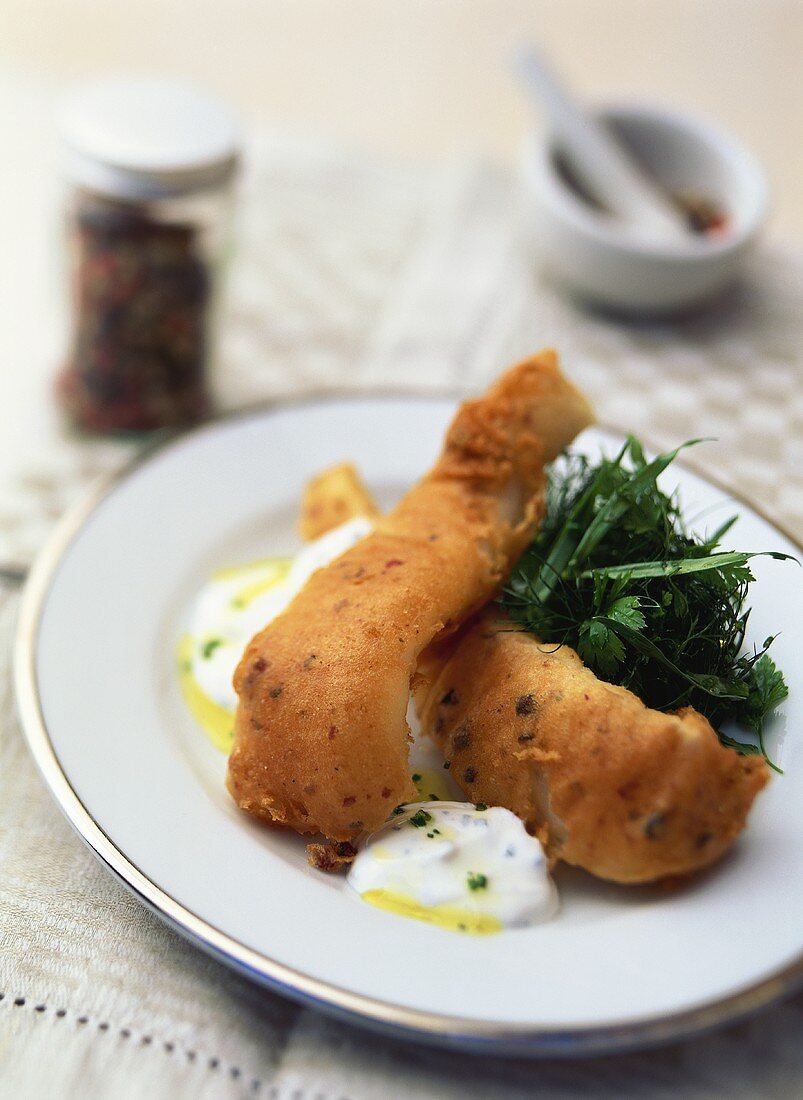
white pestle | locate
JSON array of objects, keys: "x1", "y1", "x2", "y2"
[{"x1": 514, "y1": 46, "x2": 691, "y2": 246}]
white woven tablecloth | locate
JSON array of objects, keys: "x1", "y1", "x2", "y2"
[{"x1": 1, "y1": 134, "x2": 802, "y2": 1099}]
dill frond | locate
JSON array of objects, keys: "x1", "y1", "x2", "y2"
[{"x1": 501, "y1": 438, "x2": 795, "y2": 768}]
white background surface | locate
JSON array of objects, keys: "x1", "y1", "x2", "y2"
[{"x1": 2, "y1": 0, "x2": 802, "y2": 237}]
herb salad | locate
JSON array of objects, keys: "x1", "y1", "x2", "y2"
[{"x1": 501, "y1": 438, "x2": 795, "y2": 768}]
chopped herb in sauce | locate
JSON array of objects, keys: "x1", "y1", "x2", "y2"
[
  {"x1": 467, "y1": 872, "x2": 489, "y2": 891},
  {"x1": 201, "y1": 638, "x2": 223, "y2": 660},
  {"x1": 409, "y1": 809, "x2": 433, "y2": 828}
]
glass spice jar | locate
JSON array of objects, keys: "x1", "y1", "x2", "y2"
[{"x1": 57, "y1": 77, "x2": 240, "y2": 433}]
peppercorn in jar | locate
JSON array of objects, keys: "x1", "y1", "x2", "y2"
[{"x1": 57, "y1": 77, "x2": 240, "y2": 433}]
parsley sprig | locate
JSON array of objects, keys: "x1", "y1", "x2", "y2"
[{"x1": 501, "y1": 437, "x2": 795, "y2": 770}]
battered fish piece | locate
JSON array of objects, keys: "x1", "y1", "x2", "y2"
[
  {"x1": 416, "y1": 613, "x2": 769, "y2": 884},
  {"x1": 299, "y1": 462, "x2": 380, "y2": 541},
  {"x1": 298, "y1": 467, "x2": 377, "y2": 869},
  {"x1": 228, "y1": 350, "x2": 594, "y2": 841}
]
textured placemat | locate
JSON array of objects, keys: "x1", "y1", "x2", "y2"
[
  {"x1": 2, "y1": 137, "x2": 802, "y2": 1099},
  {"x1": 1, "y1": 140, "x2": 801, "y2": 568}
]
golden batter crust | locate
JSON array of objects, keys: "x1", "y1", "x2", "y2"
[
  {"x1": 227, "y1": 351, "x2": 594, "y2": 840},
  {"x1": 416, "y1": 613, "x2": 769, "y2": 883},
  {"x1": 298, "y1": 462, "x2": 380, "y2": 541}
]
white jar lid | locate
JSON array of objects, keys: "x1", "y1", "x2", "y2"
[{"x1": 58, "y1": 75, "x2": 241, "y2": 200}]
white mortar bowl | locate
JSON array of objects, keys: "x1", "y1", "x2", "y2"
[{"x1": 521, "y1": 104, "x2": 768, "y2": 315}]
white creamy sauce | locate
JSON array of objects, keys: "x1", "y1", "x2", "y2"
[
  {"x1": 184, "y1": 516, "x2": 374, "y2": 715},
  {"x1": 347, "y1": 802, "x2": 558, "y2": 934}
]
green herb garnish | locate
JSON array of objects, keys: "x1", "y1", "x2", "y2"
[
  {"x1": 409, "y1": 809, "x2": 433, "y2": 828},
  {"x1": 501, "y1": 437, "x2": 795, "y2": 770},
  {"x1": 411, "y1": 773, "x2": 422, "y2": 783},
  {"x1": 467, "y1": 872, "x2": 488, "y2": 891},
  {"x1": 474, "y1": 803, "x2": 488, "y2": 811},
  {"x1": 201, "y1": 638, "x2": 224, "y2": 660}
]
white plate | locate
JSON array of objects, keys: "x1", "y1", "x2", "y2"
[{"x1": 14, "y1": 396, "x2": 803, "y2": 1056}]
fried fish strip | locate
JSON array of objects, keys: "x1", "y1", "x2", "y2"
[
  {"x1": 299, "y1": 462, "x2": 380, "y2": 541},
  {"x1": 416, "y1": 613, "x2": 769, "y2": 883},
  {"x1": 227, "y1": 350, "x2": 594, "y2": 841},
  {"x1": 299, "y1": 466, "x2": 378, "y2": 869}
]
